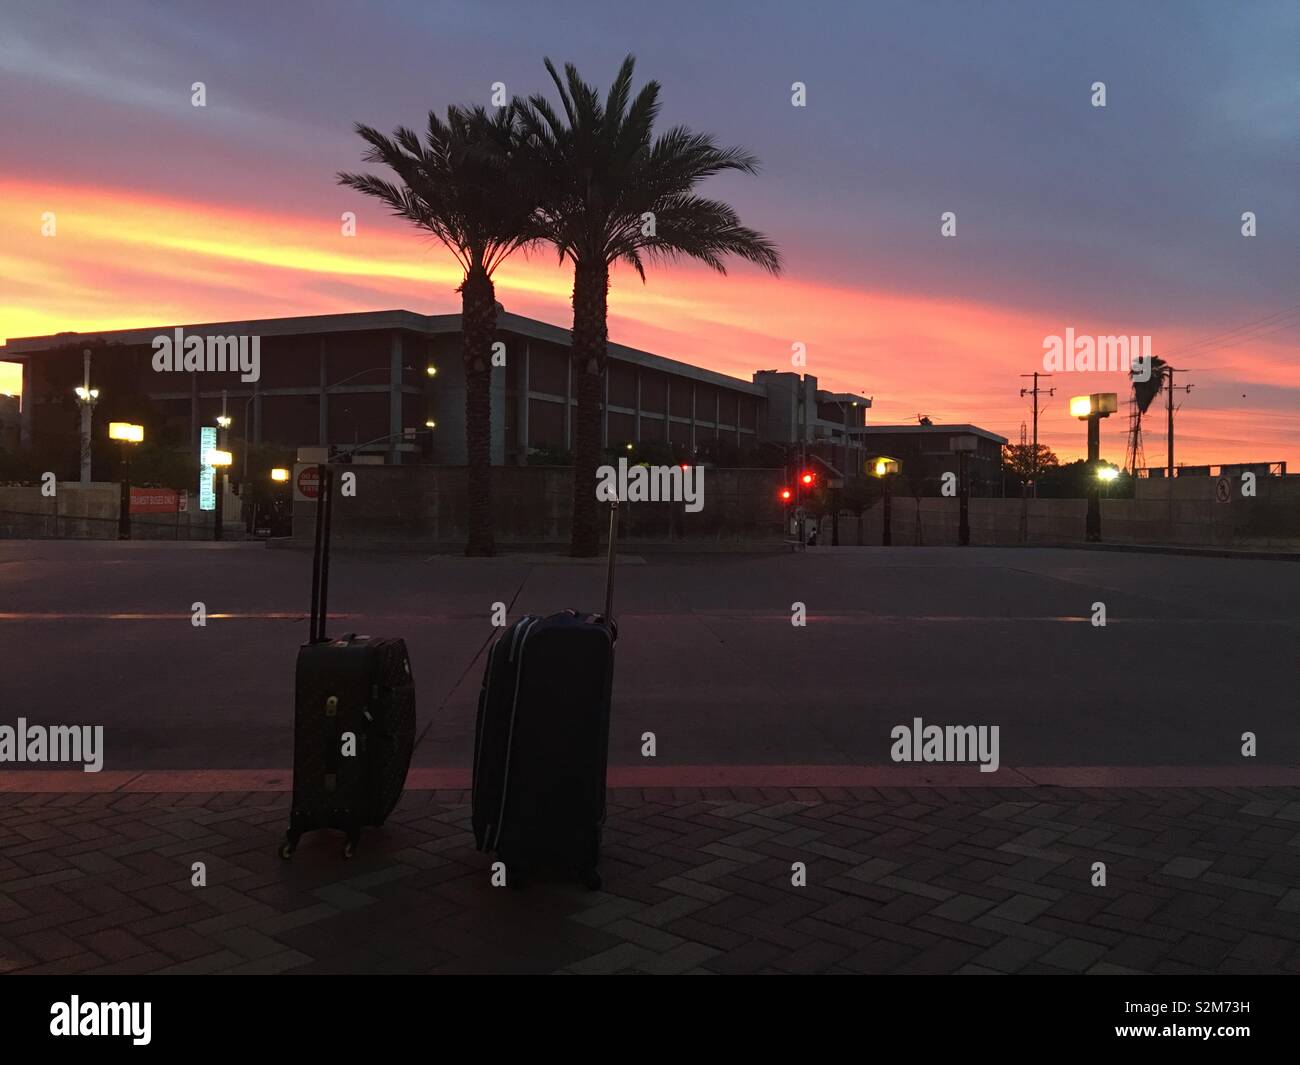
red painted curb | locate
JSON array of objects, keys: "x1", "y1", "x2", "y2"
[{"x1": 1, "y1": 765, "x2": 1297, "y2": 793}]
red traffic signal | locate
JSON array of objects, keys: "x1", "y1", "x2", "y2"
[
  {"x1": 800, "y1": 471, "x2": 814, "y2": 486},
  {"x1": 779, "y1": 487, "x2": 792, "y2": 502}
]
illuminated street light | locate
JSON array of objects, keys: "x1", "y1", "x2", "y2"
[
  {"x1": 108, "y1": 422, "x2": 144, "y2": 540},
  {"x1": 868, "y1": 456, "x2": 902, "y2": 545},
  {"x1": 206, "y1": 449, "x2": 232, "y2": 541},
  {"x1": 75, "y1": 348, "x2": 99, "y2": 484},
  {"x1": 216, "y1": 415, "x2": 232, "y2": 429},
  {"x1": 1069, "y1": 393, "x2": 1117, "y2": 542},
  {"x1": 1098, "y1": 466, "x2": 1119, "y2": 482},
  {"x1": 1069, "y1": 393, "x2": 1119, "y2": 419},
  {"x1": 270, "y1": 468, "x2": 289, "y2": 482},
  {"x1": 425, "y1": 419, "x2": 437, "y2": 429},
  {"x1": 426, "y1": 365, "x2": 438, "y2": 377},
  {"x1": 108, "y1": 422, "x2": 144, "y2": 443}
]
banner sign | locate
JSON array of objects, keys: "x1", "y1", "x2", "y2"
[{"x1": 130, "y1": 488, "x2": 180, "y2": 514}]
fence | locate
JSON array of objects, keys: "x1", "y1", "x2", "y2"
[{"x1": 0, "y1": 483, "x2": 243, "y2": 540}]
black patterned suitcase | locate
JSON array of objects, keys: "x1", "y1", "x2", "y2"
[
  {"x1": 280, "y1": 464, "x2": 416, "y2": 860},
  {"x1": 472, "y1": 501, "x2": 619, "y2": 889}
]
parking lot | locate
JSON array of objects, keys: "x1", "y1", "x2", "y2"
[{"x1": 1, "y1": 540, "x2": 1295, "y2": 774}]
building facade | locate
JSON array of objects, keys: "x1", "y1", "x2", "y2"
[
  {"x1": 859, "y1": 424, "x2": 1008, "y2": 495},
  {"x1": 2, "y1": 309, "x2": 873, "y2": 477}
]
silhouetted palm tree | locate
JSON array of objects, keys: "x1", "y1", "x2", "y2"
[
  {"x1": 338, "y1": 106, "x2": 535, "y2": 556},
  {"x1": 517, "y1": 55, "x2": 781, "y2": 556}
]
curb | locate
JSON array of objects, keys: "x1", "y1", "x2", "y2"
[{"x1": 3, "y1": 765, "x2": 1299, "y2": 793}]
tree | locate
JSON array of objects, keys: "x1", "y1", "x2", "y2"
[
  {"x1": 516, "y1": 55, "x2": 781, "y2": 555},
  {"x1": 339, "y1": 105, "x2": 536, "y2": 556},
  {"x1": 1001, "y1": 442, "x2": 1059, "y2": 486},
  {"x1": 1035, "y1": 458, "x2": 1128, "y2": 498}
]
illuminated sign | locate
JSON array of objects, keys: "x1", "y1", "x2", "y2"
[{"x1": 199, "y1": 426, "x2": 216, "y2": 511}]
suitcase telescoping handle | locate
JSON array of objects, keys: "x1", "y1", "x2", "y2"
[
  {"x1": 309, "y1": 462, "x2": 335, "y2": 643},
  {"x1": 604, "y1": 499, "x2": 618, "y2": 621}
]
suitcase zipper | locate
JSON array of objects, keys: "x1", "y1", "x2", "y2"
[{"x1": 471, "y1": 637, "x2": 500, "y2": 811}]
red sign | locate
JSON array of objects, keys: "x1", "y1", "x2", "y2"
[
  {"x1": 297, "y1": 465, "x2": 320, "y2": 499},
  {"x1": 130, "y1": 488, "x2": 180, "y2": 514}
]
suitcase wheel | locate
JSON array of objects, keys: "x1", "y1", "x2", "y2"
[
  {"x1": 279, "y1": 831, "x2": 300, "y2": 860},
  {"x1": 342, "y1": 831, "x2": 360, "y2": 860}
]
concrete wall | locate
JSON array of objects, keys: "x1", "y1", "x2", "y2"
[
  {"x1": 292, "y1": 464, "x2": 789, "y2": 547},
  {"x1": 0, "y1": 482, "x2": 243, "y2": 540},
  {"x1": 845, "y1": 475, "x2": 1300, "y2": 549}
]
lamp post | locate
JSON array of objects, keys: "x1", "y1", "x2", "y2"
[
  {"x1": 108, "y1": 422, "x2": 143, "y2": 539},
  {"x1": 950, "y1": 435, "x2": 979, "y2": 546},
  {"x1": 870, "y1": 456, "x2": 901, "y2": 546},
  {"x1": 74, "y1": 349, "x2": 99, "y2": 485},
  {"x1": 1070, "y1": 393, "x2": 1117, "y2": 542},
  {"x1": 208, "y1": 448, "x2": 233, "y2": 540}
]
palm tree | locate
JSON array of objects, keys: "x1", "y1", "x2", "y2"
[
  {"x1": 338, "y1": 105, "x2": 535, "y2": 556},
  {"x1": 516, "y1": 55, "x2": 781, "y2": 556}
]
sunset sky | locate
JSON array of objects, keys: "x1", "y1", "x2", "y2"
[{"x1": 2, "y1": 0, "x2": 1297, "y2": 467}]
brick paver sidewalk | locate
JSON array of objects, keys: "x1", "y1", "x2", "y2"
[{"x1": 3, "y1": 785, "x2": 1299, "y2": 974}]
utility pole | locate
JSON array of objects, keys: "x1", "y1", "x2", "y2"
[
  {"x1": 1164, "y1": 366, "x2": 1193, "y2": 478},
  {"x1": 1019, "y1": 373, "x2": 1054, "y2": 497}
]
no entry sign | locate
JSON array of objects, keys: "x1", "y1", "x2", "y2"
[{"x1": 294, "y1": 463, "x2": 321, "y2": 502}]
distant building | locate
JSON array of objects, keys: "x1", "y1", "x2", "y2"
[
  {"x1": 859, "y1": 423, "x2": 1007, "y2": 495},
  {"x1": 2, "y1": 310, "x2": 871, "y2": 475},
  {"x1": 0, "y1": 394, "x2": 20, "y2": 454}
]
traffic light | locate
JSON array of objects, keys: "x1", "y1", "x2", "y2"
[
  {"x1": 800, "y1": 470, "x2": 814, "y2": 487},
  {"x1": 779, "y1": 487, "x2": 792, "y2": 502}
]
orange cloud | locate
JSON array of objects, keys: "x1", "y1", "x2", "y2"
[{"x1": 1, "y1": 178, "x2": 1294, "y2": 469}]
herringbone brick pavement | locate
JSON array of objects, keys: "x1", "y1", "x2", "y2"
[{"x1": 2, "y1": 786, "x2": 1299, "y2": 974}]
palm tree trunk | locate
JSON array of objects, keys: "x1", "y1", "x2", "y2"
[
  {"x1": 461, "y1": 265, "x2": 495, "y2": 557},
  {"x1": 569, "y1": 261, "x2": 609, "y2": 557}
]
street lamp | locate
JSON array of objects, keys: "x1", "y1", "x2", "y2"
[
  {"x1": 75, "y1": 348, "x2": 100, "y2": 485},
  {"x1": 108, "y1": 422, "x2": 144, "y2": 539},
  {"x1": 208, "y1": 448, "x2": 233, "y2": 540},
  {"x1": 1070, "y1": 393, "x2": 1117, "y2": 542},
  {"x1": 869, "y1": 456, "x2": 901, "y2": 546},
  {"x1": 270, "y1": 467, "x2": 289, "y2": 482},
  {"x1": 950, "y1": 435, "x2": 979, "y2": 546}
]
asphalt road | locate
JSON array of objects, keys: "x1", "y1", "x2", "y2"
[{"x1": 1, "y1": 540, "x2": 1296, "y2": 770}]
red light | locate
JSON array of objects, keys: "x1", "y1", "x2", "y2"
[
  {"x1": 801, "y1": 472, "x2": 813, "y2": 485},
  {"x1": 780, "y1": 488, "x2": 792, "y2": 501}
]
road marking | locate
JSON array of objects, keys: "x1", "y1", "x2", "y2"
[{"x1": 2, "y1": 765, "x2": 1298, "y2": 792}]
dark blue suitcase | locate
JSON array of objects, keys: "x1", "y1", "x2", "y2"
[
  {"x1": 280, "y1": 463, "x2": 415, "y2": 860},
  {"x1": 472, "y1": 502, "x2": 619, "y2": 889}
]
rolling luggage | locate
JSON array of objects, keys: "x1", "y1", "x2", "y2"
[
  {"x1": 472, "y1": 501, "x2": 619, "y2": 889},
  {"x1": 280, "y1": 463, "x2": 416, "y2": 860}
]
